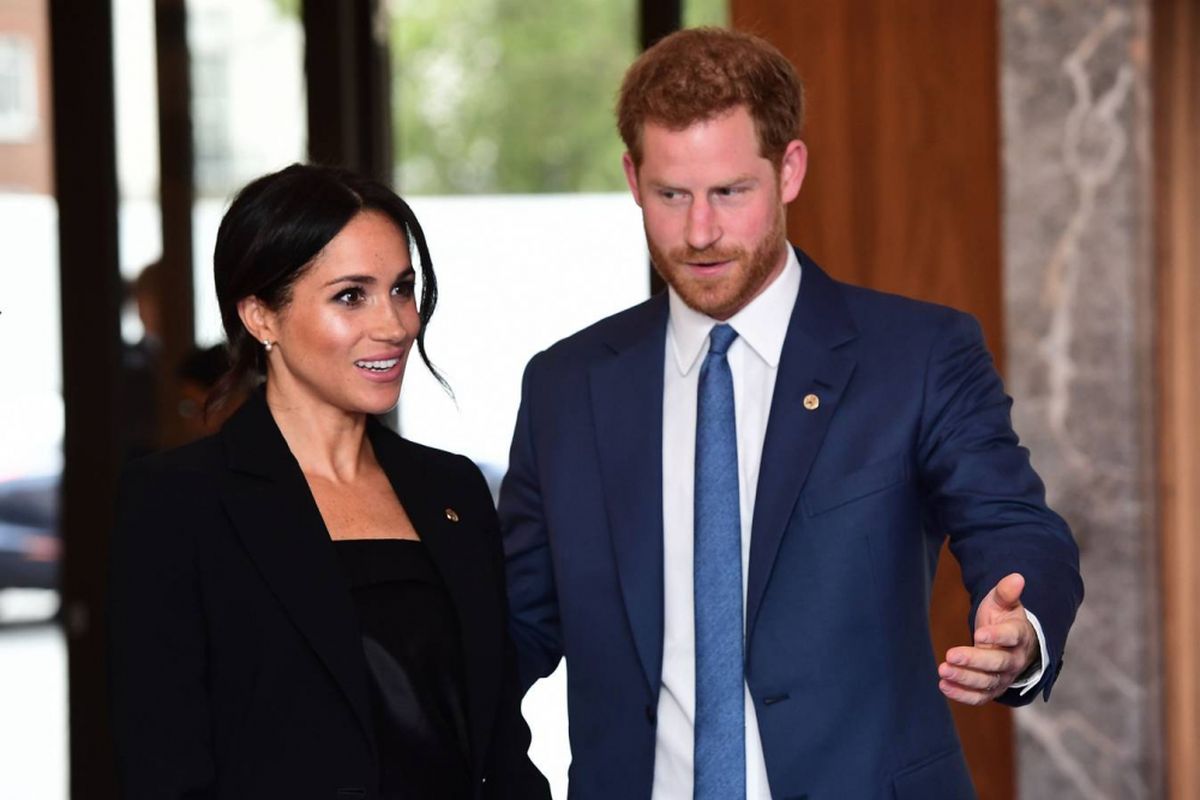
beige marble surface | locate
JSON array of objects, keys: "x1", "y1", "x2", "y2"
[{"x1": 1000, "y1": 1, "x2": 1159, "y2": 798}]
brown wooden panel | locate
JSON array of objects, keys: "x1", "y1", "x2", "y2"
[
  {"x1": 304, "y1": 0, "x2": 392, "y2": 184},
  {"x1": 155, "y1": 0, "x2": 197, "y2": 449},
  {"x1": 1154, "y1": 1, "x2": 1200, "y2": 797},
  {"x1": 729, "y1": 2, "x2": 1012, "y2": 798},
  {"x1": 49, "y1": 0, "x2": 123, "y2": 796}
]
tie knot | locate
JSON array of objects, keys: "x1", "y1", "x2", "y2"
[{"x1": 708, "y1": 324, "x2": 738, "y2": 356}]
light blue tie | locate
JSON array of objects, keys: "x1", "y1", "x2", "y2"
[{"x1": 694, "y1": 323, "x2": 745, "y2": 799}]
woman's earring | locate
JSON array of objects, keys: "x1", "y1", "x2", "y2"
[{"x1": 263, "y1": 339, "x2": 274, "y2": 353}]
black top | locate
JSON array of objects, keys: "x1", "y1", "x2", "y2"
[{"x1": 335, "y1": 538, "x2": 472, "y2": 800}]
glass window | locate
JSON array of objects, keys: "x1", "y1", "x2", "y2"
[
  {"x1": 186, "y1": 0, "x2": 306, "y2": 346},
  {"x1": 0, "y1": 0, "x2": 66, "y2": 797},
  {"x1": 0, "y1": 34, "x2": 38, "y2": 141},
  {"x1": 683, "y1": 0, "x2": 728, "y2": 28},
  {"x1": 389, "y1": 0, "x2": 648, "y2": 492}
]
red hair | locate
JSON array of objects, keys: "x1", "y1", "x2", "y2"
[{"x1": 617, "y1": 27, "x2": 805, "y2": 168}]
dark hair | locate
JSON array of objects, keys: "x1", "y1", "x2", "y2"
[
  {"x1": 207, "y1": 163, "x2": 445, "y2": 413},
  {"x1": 617, "y1": 27, "x2": 804, "y2": 168},
  {"x1": 177, "y1": 344, "x2": 231, "y2": 390}
]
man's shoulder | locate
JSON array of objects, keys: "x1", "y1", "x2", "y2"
[
  {"x1": 801, "y1": 252, "x2": 978, "y2": 340},
  {"x1": 831, "y1": 277, "x2": 969, "y2": 330},
  {"x1": 530, "y1": 293, "x2": 667, "y2": 371}
]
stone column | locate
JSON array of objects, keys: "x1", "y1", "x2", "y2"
[{"x1": 1000, "y1": 1, "x2": 1160, "y2": 798}]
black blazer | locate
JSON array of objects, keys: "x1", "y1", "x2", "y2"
[{"x1": 109, "y1": 391, "x2": 549, "y2": 799}]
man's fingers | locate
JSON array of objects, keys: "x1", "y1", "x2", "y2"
[
  {"x1": 945, "y1": 646, "x2": 1016, "y2": 674},
  {"x1": 989, "y1": 572, "x2": 1025, "y2": 611},
  {"x1": 938, "y1": 661, "x2": 1013, "y2": 692},
  {"x1": 974, "y1": 619, "x2": 1025, "y2": 648},
  {"x1": 938, "y1": 679, "x2": 994, "y2": 707}
]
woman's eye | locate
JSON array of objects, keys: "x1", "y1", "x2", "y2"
[
  {"x1": 334, "y1": 287, "x2": 365, "y2": 305},
  {"x1": 392, "y1": 280, "x2": 416, "y2": 299}
]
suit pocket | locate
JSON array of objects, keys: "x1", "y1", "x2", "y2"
[
  {"x1": 802, "y1": 455, "x2": 909, "y2": 517},
  {"x1": 892, "y1": 747, "x2": 975, "y2": 800}
]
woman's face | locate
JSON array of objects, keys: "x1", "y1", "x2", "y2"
[{"x1": 251, "y1": 210, "x2": 421, "y2": 417}]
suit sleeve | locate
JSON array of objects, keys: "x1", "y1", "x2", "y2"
[
  {"x1": 916, "y1": 311, "x2": 1084, "y2": 704},
  {"x1": 108, "y1": 460, "x2": 216, "y2": 798},
  {"x1": 497, "y1": 355, "x2": 565, "y2": 692},
  {"x1": 457, "y1": 455, "x2": 551, "y2": 800}
]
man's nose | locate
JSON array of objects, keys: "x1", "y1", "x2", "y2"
[{"x1": 685, "y1": 199, "x2": 721, "y2": 251}]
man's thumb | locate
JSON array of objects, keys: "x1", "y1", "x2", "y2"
[{"x1": 991, "y1": 572, "x2": 1025, "y2": 610}]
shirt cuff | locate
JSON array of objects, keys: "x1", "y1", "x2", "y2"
[{"x1": 1011, "y1": 608, "x2": 1048, "y2": 696}]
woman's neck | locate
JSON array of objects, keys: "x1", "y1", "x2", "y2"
[{"x1": 265, "y1": 381, "x2": 371, "y2": 483}]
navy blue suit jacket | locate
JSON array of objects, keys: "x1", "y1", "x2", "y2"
[{"x1": 499, "y1": 250, "x2": 1083, "y2": 799}]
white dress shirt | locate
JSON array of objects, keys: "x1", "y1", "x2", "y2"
[{"x1": 651, "y1": 248, "x2": 1047, "y2": 799}]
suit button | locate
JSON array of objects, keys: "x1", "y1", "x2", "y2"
[{"x1": 645, "y1": 704, "x2": 657, "y2": 725}]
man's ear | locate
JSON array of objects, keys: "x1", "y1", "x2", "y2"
[
  {"x1": 236, "y1": 295, "x2": 275, "y2": 345},
  {"x1": 622, "y1": 152, "x2": 644, "y2": 207},
  {"x1": 778, "y1": 139, "x2": 808, "y2": 204}
]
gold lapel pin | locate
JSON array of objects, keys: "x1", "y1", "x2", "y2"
[
  {"x1": 803, "y1": 393, "x2": 820, "y2": 411},
  {"x1": 444, "y1": 507, "x2": 460, "y2": 523}
]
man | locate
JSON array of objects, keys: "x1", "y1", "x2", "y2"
[{"x1": 499, "y1": 27, "x2": 1082, "y2": 800}]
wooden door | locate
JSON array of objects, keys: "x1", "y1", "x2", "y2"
[{"x1": 729, "y1": 2, "x2": 1013, "y2": 797}]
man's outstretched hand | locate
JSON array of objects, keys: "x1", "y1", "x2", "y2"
[{"x1": 938, "y1": 572, "x2": 1039, "y2": 706}]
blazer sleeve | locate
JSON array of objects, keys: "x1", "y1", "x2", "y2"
[
  {"x1": 108, "y1": 459, "x2": 216, "y2": 798},
  {"x1": 916, "y1": 311, "x2": 1084, "y2": 704},
  {"x1": 497, "y1": 355, "x2": 565, "y2": 692}
]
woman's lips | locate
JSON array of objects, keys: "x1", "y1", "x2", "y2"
[{"x1": 354, "y1": 353, "x2": 405, "y2": 383}]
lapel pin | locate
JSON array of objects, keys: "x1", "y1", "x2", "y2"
[
  {"x1": 444, "y1": 507, "x2": 460, "y2": 523},
  {"x1": 803, "y1": 393, "x2": 820, "y2": 411}
]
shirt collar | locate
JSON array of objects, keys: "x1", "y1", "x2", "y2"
[{"x1": 667, "y1": 245, "x2": 802, "y2": 376}]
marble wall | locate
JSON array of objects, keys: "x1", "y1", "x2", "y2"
[{"x1": 1000, "y1": 1, "x2": 1160, "y2": 798}]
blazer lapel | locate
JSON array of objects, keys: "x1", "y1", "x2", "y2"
[
  {"x1": 218, "y1": 392, "x2": 376, "y2": 757},
  {"x1": 368, "y1": 423, "x2": 499, "y2": 778},
  {"x1": 746, "y1": 254, "x2": 859, "y2": 643},
  {"x1": 589, "y1": 295, "x2": 669, "y2": 695}
]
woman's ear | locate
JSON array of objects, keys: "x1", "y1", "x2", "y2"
[{"x1": 236, "y1": 296, "x2": 275, "y2": 346}]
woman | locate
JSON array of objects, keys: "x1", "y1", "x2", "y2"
[{"x1": 109, "y1": 164, "x2": 550, "y2": 799}]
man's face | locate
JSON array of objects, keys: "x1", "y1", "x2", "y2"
[{"x1": 623, "y1": 106, "x2": 806, "y2": 320}]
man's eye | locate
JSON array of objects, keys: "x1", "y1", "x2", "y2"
[{"x1": 334, "y1": 287, "x2": 365, "y2": 305}]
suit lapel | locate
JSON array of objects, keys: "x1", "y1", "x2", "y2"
[
  {"x1": 368, "y1": 423, "x2": 499, "y2": 777},
  {"x1": 217, "y1": 392, "x2": 376, "y2": 757},
  {"x1": 589, "y1": 295, "x2": 669, "y2": 695},
  {"x1": 746, "y1": 254, "x2": 859, "y2": 643}
]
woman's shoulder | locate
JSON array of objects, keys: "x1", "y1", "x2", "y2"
[
  {"x1": 369, "y1": 422, "x2": 496, "y2": 499},
  {"x1": 119, "y1": 434, "x2": 226, "y2": 500},
  {"x1": 113, "y1": 435, "x2": 231, "y2": 554},
  {"x1": 370, "y1": 420, "x2": 478, "y2": 473}
]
